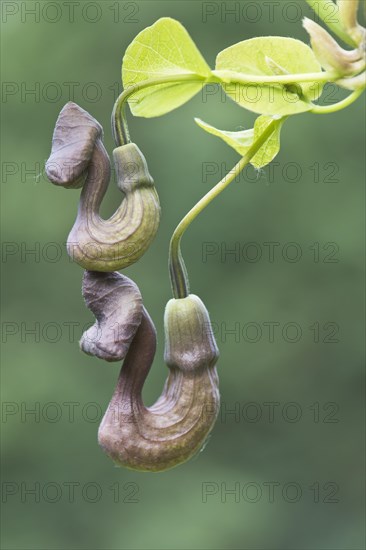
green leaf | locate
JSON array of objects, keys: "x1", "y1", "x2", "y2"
[
  {"x1": 251, "y1": 115, "x2": 284, "y2": 168},
  {"x1": 195, "y1": 115, "x2": 284, "y2": 168},
  {"x1": 194, "y1": 118, "x2": 254, "y2": 155},
  {"x1": 215, "y1": 37, "x2": 324, "y2": 116},
  {"x1": 122, "y1": 18, "x2": 211, "y2": 117}
]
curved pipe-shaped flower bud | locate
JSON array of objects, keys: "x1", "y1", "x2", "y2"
[
  {"x1": 84, "y1": 271, "x2": 220, "y2": 471},
  {"x1": 68, "y1": 142, "x2": 161, "y2": 271},
  {"x1": 80, "y1": 270, "x2": 143, "y2": 362},
  {"x1": 303, "y1": 17, "x2": 365, "y2": 75},
  {"x1": 46, "y1": 102, "x2": 161, "y2": 272}
]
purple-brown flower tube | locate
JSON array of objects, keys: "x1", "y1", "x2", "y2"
[
  {"x1": 46, "y1": 102, "x2": 160, "y2": 271},
  {"x1": 80, "y1": 271, "x2": 220, "y2": 472}
]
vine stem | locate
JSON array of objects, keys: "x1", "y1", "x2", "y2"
[
  {"x1": 168, "y1": 118, "x2": 280, "y2": 299},
  {"x1": 310, "y1": 87, "x2": 365, "y2": 113},
  {"x1": 111, "y1": 74, "x2": 207, "y2": 146},
  {"x1": 111, "y1": 70, "x2": 339, "y2": 146},
  {"x1": 111, "y1": 66, "x2": 364, "y2": 297},
  {"x1": 210, "y1": 69, "x2": 339, "y2": 86}
]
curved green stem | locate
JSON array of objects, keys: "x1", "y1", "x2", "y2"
[
  {"x1": 211, "y1": 69, "x2": 339, "y2": 86},
  {"x1": 310, "y1": 86, "x2": 365, "y2": 113},
  {"x1": 111, "y1": 70, "x2": 340, "y2": 146},
  {"x1": 111, "y1": 74, "x2": 208, "y2": 146},
  {"x1": 169, "y1": 119, "x2": 281, "y2": 299}
]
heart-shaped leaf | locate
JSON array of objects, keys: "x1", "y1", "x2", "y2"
[
  {"x1": 215, "y1": 37, "x2": 324, "y2": 116},
  {"x1": 195, "y1": 118, "x2": 254, "y2": 154},
  {"x1": 122, "y1": 18, "x2": 212, "y2": 117},
  {"x1": 251, "y1": 115, "x2": 284, "y2": 168},
  {"x1": 195, "y1": 115, "x2": 284, "y2": 168}
]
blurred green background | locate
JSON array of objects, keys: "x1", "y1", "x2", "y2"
[{"x1": 1, "y1": 1, "x2": 365, "y2": 549}]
